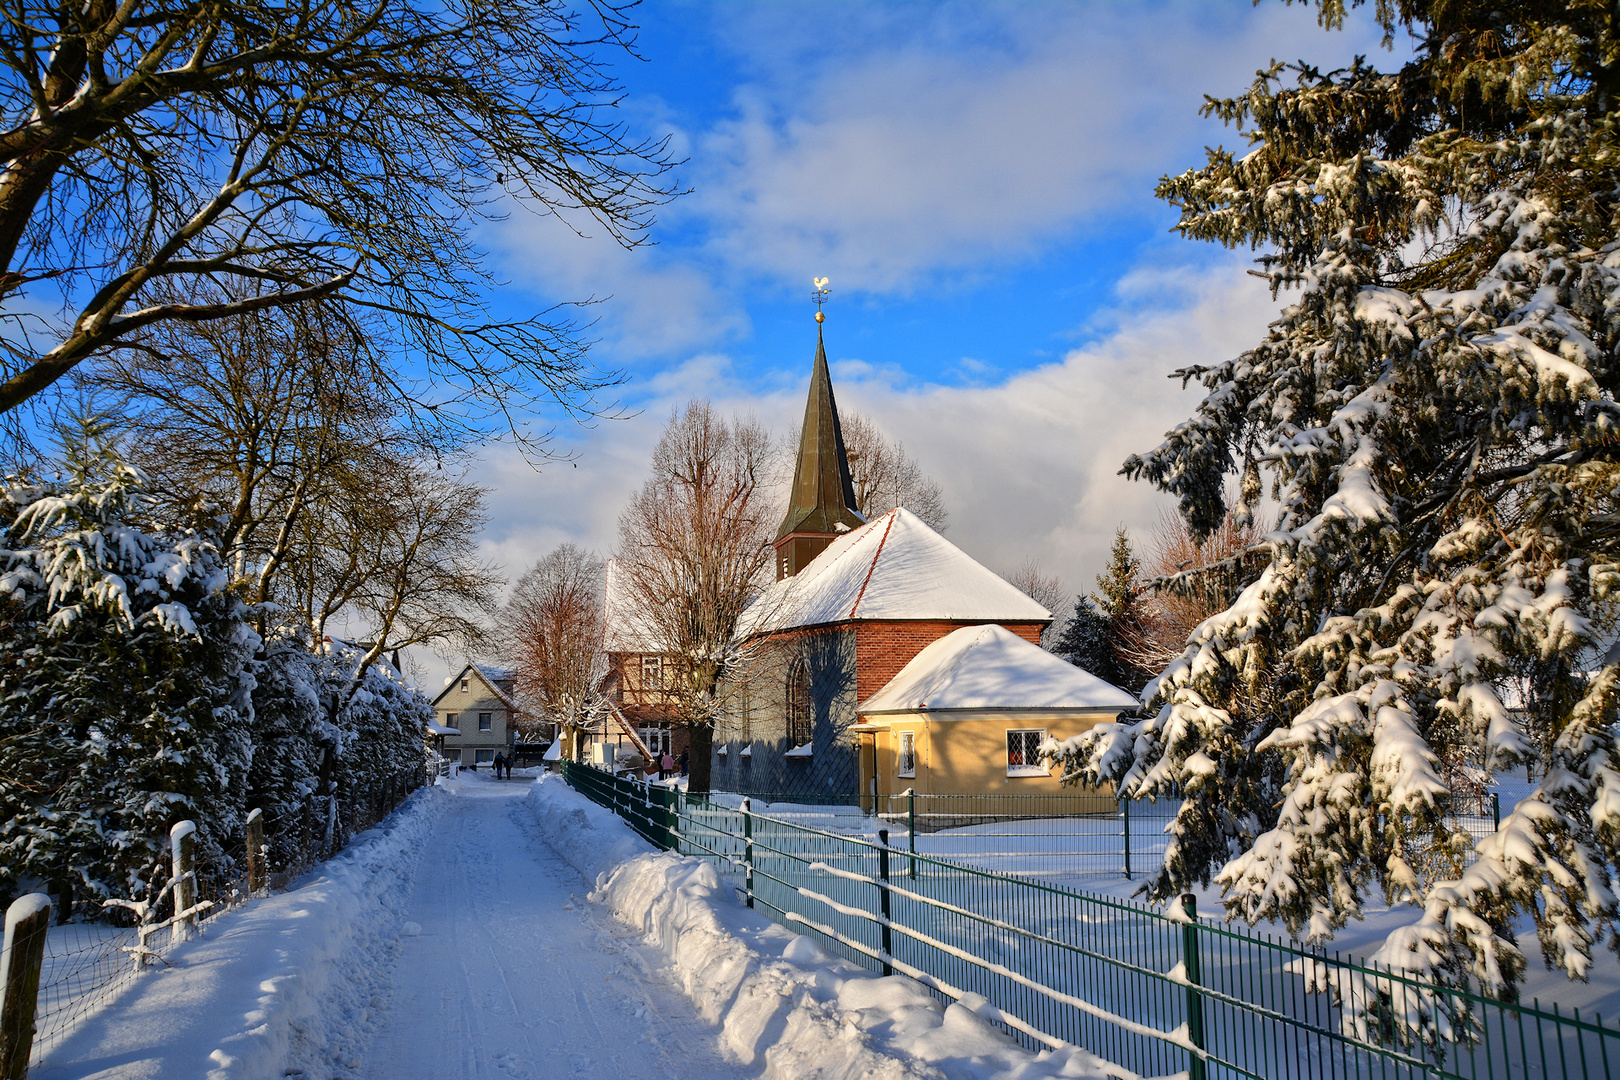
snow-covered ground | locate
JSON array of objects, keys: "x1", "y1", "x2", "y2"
[
  {"x1": 29, "y1": 770, "x2": 1128, "y2": 1080},
  {"x1": 33, "y1": 781, "x2": 443, "y2": 1080}
]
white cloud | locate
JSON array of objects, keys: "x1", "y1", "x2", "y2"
[
  {"x1": 828, "y1": 253, "x2": 1279, "y2": 601},
  {"x1": 452, "y1": 253, "x2": 1279, "y2": 644},
  {"x1": 690, "y1": 2, "x2": 1396, "y2": 295},
  {"x1": 482, "y1": 2, "x2": 1398, "y2": 353}
]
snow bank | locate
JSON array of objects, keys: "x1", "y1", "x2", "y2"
[
  {"x1": 34, "y1": 785, "x2": 445, "y2": 1080},
  {"x1": 526, "y1": 775, "x2": 1130, "y2": 1080}
]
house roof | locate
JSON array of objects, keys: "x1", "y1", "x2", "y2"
[
  {"x1": 737, "y1": 507, "x2": 1051, "y2": 636},
  {"x1": 776, "y1": 328, "x2": 865, "y2": 541},
  {"x1": 602, "y1": 558, "x2": 661, "y2": 654},
  {"x1": 858, "y1": 624, "x2": 1137, "y2": 714},
  {"x1": 429, "y1": 662, "x2": 524, "y2": 713}
]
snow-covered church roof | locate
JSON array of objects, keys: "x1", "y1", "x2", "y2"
[
  {"x1": 859, "y1": 624, "x2": 1137, "y2": 714},
  {"x1": 736, "y1": 508, "x2": 1051, "y2": 637}
]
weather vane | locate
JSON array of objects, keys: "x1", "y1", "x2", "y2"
[{"x1": 812, "y1": 277, "x2": 830, "y2": 323}]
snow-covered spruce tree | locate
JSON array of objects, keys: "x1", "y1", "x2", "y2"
[
  {"x1": 0, "y1": 444, "x2": 257, "y2": 905},
  {"x1": 1055, "y1": 528, "x2": 1154, "y2": 693},
  {"x1": 1049, "y1": 1, "x2": 1620, "y2": 999}
]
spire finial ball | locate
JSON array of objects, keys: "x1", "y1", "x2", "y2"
[{"x1": 815, "y1": 311, "x2": 824, "y2": 323}]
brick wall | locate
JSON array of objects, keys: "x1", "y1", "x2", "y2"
[{"x1": 854, "y1": 621, "x2": 1045, "y2": 702}]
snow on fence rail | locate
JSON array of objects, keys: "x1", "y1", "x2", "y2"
[{"x1": 563, "y1": 762, "x2": 1618, "y2": 1080}]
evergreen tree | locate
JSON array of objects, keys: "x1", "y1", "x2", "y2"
[
  {"x1": 0, "y1": 435, "x2": 257, "y2": 903},
  {"x1": 1050, "y1": 1, "x2": 1620, "y2": 1003},
  {"x1": 1054, "y1": 527, "x2": 1153, "y2": 693},
  {"x1": 1052, "y1": 597, "x2": 1126, "y2": 688}
]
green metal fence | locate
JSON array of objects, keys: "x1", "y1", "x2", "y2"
[
  {"x1": 563, "y1": 764, "x2": 1614, "y2": 1080},
  {"x1": 701, "y1": 789, "x2": 1501, "y2": 884}
]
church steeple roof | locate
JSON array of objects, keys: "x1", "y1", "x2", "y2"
[{"x1": 777, "y1": 326, "x2": 865, "y2": 544}]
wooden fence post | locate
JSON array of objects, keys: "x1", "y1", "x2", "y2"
[
  {"x1": 1, "y1": 893, "x2": 51, "y2": 1080},
  {"x1": 171, "y1": 821, "x2": 197, "y2": 945},
  {"x1": 244, "y1": 809, "x2": 266, "y2": 894}
]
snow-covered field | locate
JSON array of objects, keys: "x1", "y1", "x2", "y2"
[{"x1": 29, "y1": 771, "x2": 1128, "y2": 1080}]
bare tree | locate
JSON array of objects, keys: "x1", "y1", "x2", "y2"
[
  {"x1": 614, "y1": 402, "x2": 776, "y2": 794},
  {"x1": 841, "y1": 412, "x2": 948, "y2": 532},
  {"x1": 287, "y1": 458, "x2": 502, "y2": 697},
  {"x1": 499, "y1": 544, "x2": 606, "y2": 742},
  {"x1": 85, "y1": 295, "x2": 406, "y2": 604},
  {"x1": 1003, "y1": 558, "x2": 1066, "y2": 648},
  {"x1": 1120, "y1": 507, "x2": 1266, "y2": 676},
  {"x1": 0, "y1": 0, "x2": 678, "y2": 451}
]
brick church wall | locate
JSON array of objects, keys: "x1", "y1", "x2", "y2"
[{"x1": 854, "y1": 620, "x2": 1045, "y2": 703}]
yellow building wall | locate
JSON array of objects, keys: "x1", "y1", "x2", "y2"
[{"x1": 858, "y1": 711, "x2": 1117, "y2": 807}]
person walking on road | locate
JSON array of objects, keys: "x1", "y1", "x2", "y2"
[{"x1": 494, "y1": 752, "x2": 505, "y2": 780}]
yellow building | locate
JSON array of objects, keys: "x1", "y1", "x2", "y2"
[{"x1": 853, "y1": 624, "x2": 1136, "y2": 805}]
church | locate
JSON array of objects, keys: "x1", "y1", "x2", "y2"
[{"x1": 709, "y1": 321, "x2": 1068, "y2": 795}]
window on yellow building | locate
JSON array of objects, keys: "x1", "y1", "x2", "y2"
[
  {"x1": 1006, "y1": 729, "x2": 1048, "y2": 777},
  {"x1": 896, "y1": 731, "x2": 916, "y2": 778}
]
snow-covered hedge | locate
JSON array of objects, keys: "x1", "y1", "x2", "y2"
[{"x1": 0, "y1": 464, "x2": 434, "y2": 909}]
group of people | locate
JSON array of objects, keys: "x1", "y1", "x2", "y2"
[
  {"x1": 489, "y1": 752, "x2": 515, "y2": 779},
  {"x1": 654, "y1": 750, "x2": 687, "y2": 780}
]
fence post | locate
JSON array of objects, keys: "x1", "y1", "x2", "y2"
[
  {"x1": 171, "y1": 820, "x2": 198, "y2": 945},
  {"x1": 1122, "y1": 797, "x2": 1132, "y2": 881},
  {"x1": 1, "y1": 894, "x2": 51, "y2": 1080},
  {"x1": 877, "y1": 829, "x2": 894, "y2": 977},
  {"x1": 245, "y1": 809, "x2": 266, "y2": 894},
  {"x1": 905, "y1": 788, "x2": 917, "y2": 880},
  {"x1": 1180, "y1": 893, "x2": 1206, "y2": 1080},
  {"x1": 1492, "y1": 792, "x2": 1500, "y2": 832},
  {"x1": 742, "y1": 798, "x2": 755, "y2": 909}
]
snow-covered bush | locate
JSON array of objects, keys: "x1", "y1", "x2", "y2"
[
  {"x1": 0, "y1": 459, "x2": 257, "y2": 903},
  {"x1": 246, "y1": 643, "x2": 432, "y2": 875},
  {"x1": 0, "y1": 452, "x2": 436, "y2": 909}
]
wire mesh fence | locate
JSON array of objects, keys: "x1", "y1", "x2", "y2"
[
  {"x1": 21, "y1": 759, "x2": 433, "y2": 1070},
  {"x1": 702, "y1": 789, "x2": 1504, "y2": 884},
  {"x1": 565, "y1": 763, "x2": 1617, "y2": 1080},
  {"x1": 27, "y1": 871, "x2": 248, "y2": 1067}
]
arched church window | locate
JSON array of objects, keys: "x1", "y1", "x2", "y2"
[{"x1": 787, "y1": 661, "x2": 813, "y2": 747}]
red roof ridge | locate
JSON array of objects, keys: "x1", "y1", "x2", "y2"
[{"x1": 848, "y1": 509, "x2": 898, "y2": 619}]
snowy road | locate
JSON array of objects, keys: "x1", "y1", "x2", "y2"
[{"x1": 352, "y1": 773, "x2": 758, "y2": 1080}]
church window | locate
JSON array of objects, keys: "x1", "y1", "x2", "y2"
[
  {"x1": 787, "y1": 661, "x2": 813, "y2": 746},
  {"x1": 896, "y1": 731, "x2": 916, "y2": 778},
  {"x1": 1006, "y1": 729, "x2": 1048, "y2": 777}
]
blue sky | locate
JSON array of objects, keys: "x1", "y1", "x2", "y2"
[{"x1": 428, "y1": 0, "x2": 1404, "y2": 679}]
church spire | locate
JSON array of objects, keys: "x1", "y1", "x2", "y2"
[{"x1": 774, "y1": 282, "x2": 864, "y2": 579}]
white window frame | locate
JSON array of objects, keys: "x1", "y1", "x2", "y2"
[
  {"x1": 446, "y1": 713, "x2": 459, "y2": 729},
  {"x1": 460, "y1": 677, "x2": 469, "y2": 692},
  {"x1": 896, "y1": 730, "x2": 916, "y2": 778},
  {"x1": 1006, "y1": 729, "x2": 1049, "y2": 777},
  {"x1": 478, "y1": 713, "x2": 492, "y2": 732},
  {"x1": 475, "y1": 748, "x2": 493, "y2": 764},
  {"x1": 638, "y1": 724, "x2": 671, "y2": 757}
]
